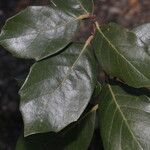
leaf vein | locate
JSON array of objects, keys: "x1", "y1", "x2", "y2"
[{"x1": 108, "y1": 85, "x2": 144, "y2": 150}]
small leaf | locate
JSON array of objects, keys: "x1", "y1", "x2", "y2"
[
  {"x1": 94, "y1": 23, "x2": 150, "y2": 88},
  {"x1": 133, "y1": 23, "x2": 150, "y2": 46},
  {"x1": 132, "y1": 23, "x2": 150, "y2": 57},
  {"x1": 20, "y1": 42, "x2": 96, "y2": 136},
  {"x1": 98, "y1": 85, "x2": 150, "y2": 150},
  {"x1": 16, "y1": 106, "x2": 97, "y2": 150},
  {"x1": 51, "y1": 0, "x2": 94, "y2": 17},
  {"x1": 0, "y1": 6, "x2": 80, "y2": 60}
]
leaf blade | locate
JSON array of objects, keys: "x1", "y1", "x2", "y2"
[
  {"x1": 0, "y1": 6, "x2": 79, "y2": 60},
  {"x1": 20, "y1": 42, "x2": 96, "y2": 136},
  {"x1": 16, "y1": 106, "x2": 97, "y2": 150},
  {"x1": 94, "y1": 23, "x2": 150, "y2": 88},
  {"x1": 51, "y1": 0, "x2": 94, "y2": 17},
  {"x1": 132, "y1": 23, "x2": 150, "y2": 47},
  {"x1": 99, "y1": 85, "x2": 150, "y2": 150}
]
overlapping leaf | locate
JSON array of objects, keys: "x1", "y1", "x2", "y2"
[
  {"x1": 133, "y1": 23, "x2": 150, "y2": 56},
  {"x1": 98, "y1": 85, "x2": 150, "y2": 150},
  {"x1": 51, "y1": 0, "x2": 94, "y2": 17},
  {"x1": 16, "y1": 106, "x2": 97, "y2": 150},
  {"x1": 0, "y1": 6, "x2": 80, "y2": 60},
  {"x1": 93, "y1": 23, "x2": 150, "y2": 88},
  {"x1": 20, "y1": 43, "x2": 96, "y2": 136}
]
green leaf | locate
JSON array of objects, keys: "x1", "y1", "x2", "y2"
[
  {"x1": 94, "y1": 23, "x2": 150, "y2": 88},
  {"x1": 20, "y1": 42, "x2": 97, "y2": 136},
  {"x1": 133, "y1": 23, "x2": 150, "y2": 46},
  {"x1": 16, "y1": 106, "x2": 97, "y2": 150},
  {"x1": 132, "y1": 23, "x2": 150, "y2": 57},
  {"x1": 0, "y1": 6, "x2": 80, "y2": 60},
  {"x1": 98, "y1": 84, "x2": 150, "y2": 150},
  {"x1": 51, "y1": 0, "x2": 94, "y2": 17}
]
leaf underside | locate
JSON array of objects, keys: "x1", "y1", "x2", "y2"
[{"x1": 99, "y1": 85, "x2": 150, "y2": 150}]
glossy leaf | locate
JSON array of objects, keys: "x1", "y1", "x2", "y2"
[
  {"x1": 51, "y1": 0, "x2": 94, "y2": 17},
  {"x1": 0, "y1": 6, "x2": 80, "y2": 60},
  {"x1": 20, "y1": 42, "x2": 96, "y2": 136},
  {"x1": 133, "y1": 23, "x2": 150, "y2": 46},
  {"x1": 94, "y1": 23, "x2": 150, "y2": 88},
  {"x1": 132, "y1": 23, "x2": 150, "y2": 57},
  {"x1": 16, "y1": 106, "x2": 97, "y2": 150},
  {"x1": 98, "y1": 85, "x2": 150, "y2": 150}
]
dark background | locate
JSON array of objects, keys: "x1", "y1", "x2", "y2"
[{"x1": 0, "y1": 0, "x2": 149, "y2": 150}]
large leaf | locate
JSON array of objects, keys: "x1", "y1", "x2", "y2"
[
  {"x1": 51, "y1": 0, "x2": 94, "y2": 17},
  {"x1": 16, "y1": 106, "x2": 97, "y2": 150},
  {"x1": 93, "y1": 23, "x2": 150, "y2": 88},
  {"x1": 98, "y1": 85, "x2": 150, "y2": 150},
  {"x1": 0, "y1": 6, "x2": 80, "y2": 60},
  {"x1": 20, "y1": 42, "x2": 96, "y2": 136}
]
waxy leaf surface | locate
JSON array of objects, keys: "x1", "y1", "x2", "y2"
[
  {"x1": 0, "y1": 6, "x2": 79, "y2": 60},
  {"x1": 20, "y1": 43, "x2": 96, "y2": 136},
  {"x1": 94, "y1": 23, "x2": 150, "y2": 88},
  {"x1": 133, "y1": 23, "x2": 150, "y2": 55},
  {"x1": 16, "y1": 106, "x2": 97, "y2": 150},
  {"x1": 98, "y1": 85, "x2": 150, "y2": 150},
  {"x1": 51, "y1": 0, "x2": 94, "y2": 17}
]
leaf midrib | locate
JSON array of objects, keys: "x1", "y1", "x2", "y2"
[
  {"x1": 108, "y1": 85, "x2": 143, "y2": 150},
  {"x1": 48, "y1": 42, "x2": 89, "y2": 96}
]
